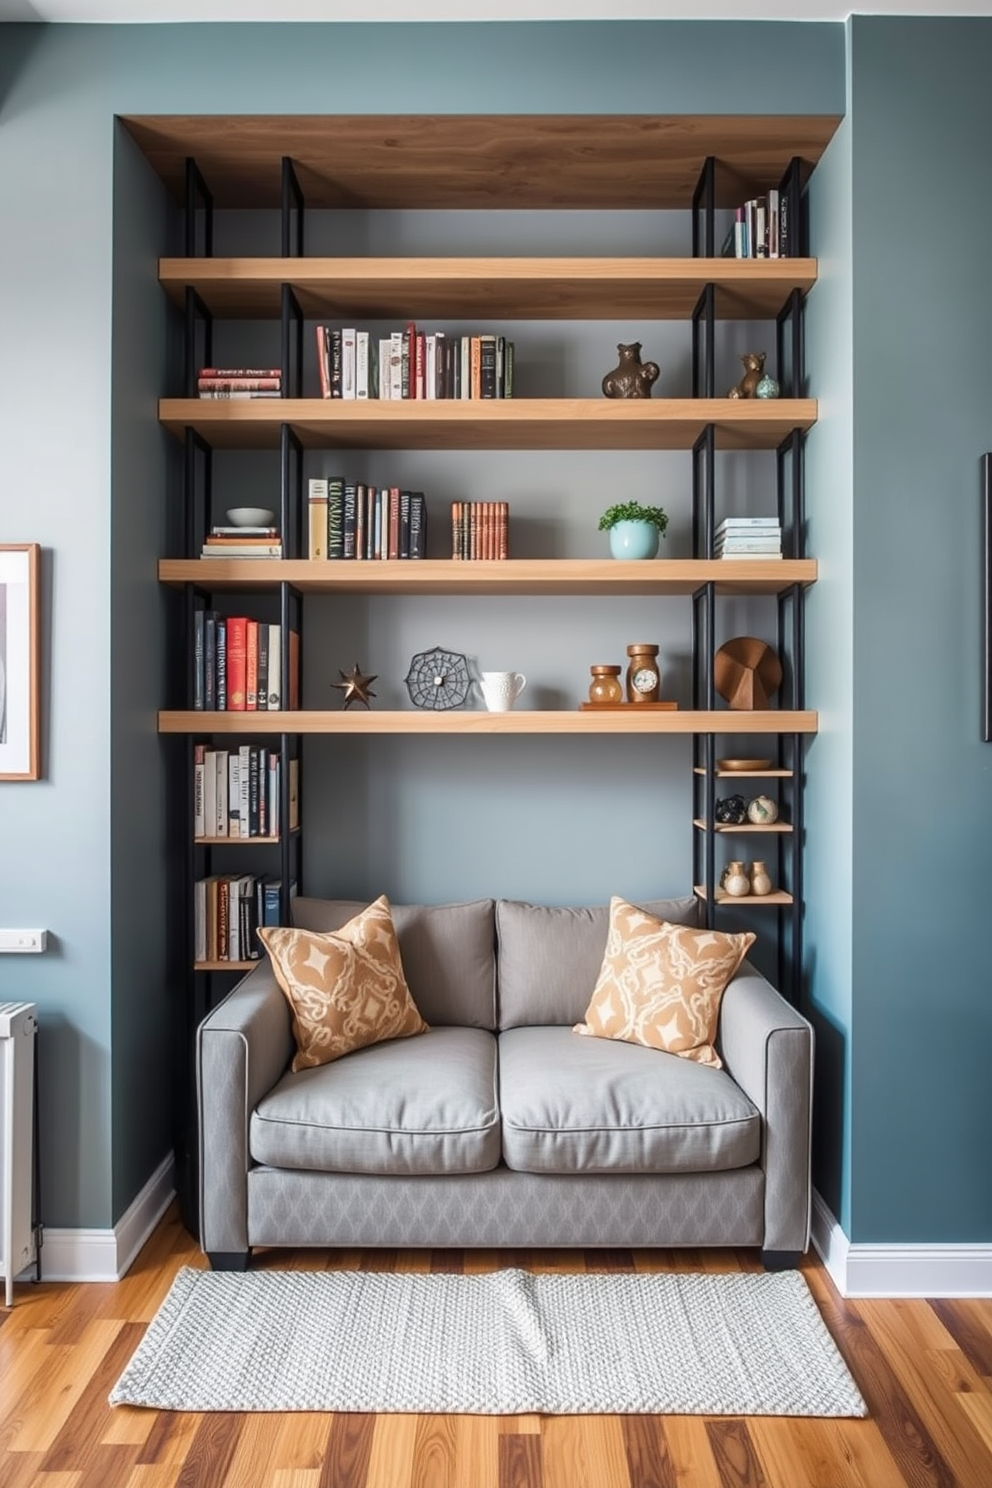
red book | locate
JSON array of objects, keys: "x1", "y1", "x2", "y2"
[
  {"x1": 226, "y1": 617, "x2": 248, "y2": 710},
  {"x1": 415, "y1": 332, "x2": 425, "y2": 400},
  {"x1": 245, "y1": 620, "x2": 259, "y2": 710}
]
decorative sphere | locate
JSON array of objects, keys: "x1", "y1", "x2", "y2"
[
  {"x1": 747, "y1": 794, "x2": 779, "y2": 824},
  {"x1": 755, "y1": 374, "x2": 780, "y2": 399}
]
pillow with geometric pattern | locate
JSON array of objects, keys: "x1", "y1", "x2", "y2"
[
  {"x1": 258, "y1": 895, "x2": 428, "y2": 1072},
  {"x1": 573, "y1": 896, "x2": 754, "y2": 1068}
]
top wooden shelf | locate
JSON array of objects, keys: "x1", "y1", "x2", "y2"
[
  {"x1": 122, "y1": 114, "x2": 841, "y2": 210},
  {"x1": 158, "y1": 257, "x2": 817, "y2": 322}
]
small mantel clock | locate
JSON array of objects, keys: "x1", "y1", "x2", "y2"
[{"x1": 625, "y1": 643, "x2": 661, "y2": 704}]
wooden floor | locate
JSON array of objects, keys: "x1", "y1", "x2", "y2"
[{"x1": 2, "y1": 1204, "x2": 992, "y2": 1488}]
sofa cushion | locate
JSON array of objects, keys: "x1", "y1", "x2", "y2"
[
  {"x1": 259, "y1": 896, "x2": 429, "y2": 1071},
  {"x1": 292, "y1": 897, "x2": 496, "y2": 1029},
  {"x1": 250, "y1": 1027, "x2": 500, "y2": 1176},
  {"x1": 499, "y1": 1026, "x2": 760, "y2": 1175},
  {"x1": 496, "y1": 895, "x2": 700, "y2": 1029},
  {"x1": 574, "y1": 896, "x2": 754, "y2": 1068}
]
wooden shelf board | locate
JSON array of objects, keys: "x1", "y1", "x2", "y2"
[
  {"x1": 159, "y1": 397, "x2": 817, "y2": 452},
  {"x1": 692, "y1": 819, "x2": 792, "y2": 833},
  {"x1": 160, "y1": 708, "x2": 817, "y2": 736},
  {"x1": 194, "y1": 836, "x2": 281, "y2": 845},
  {"x1": 195, "y1": 960, "x2": 259, "y2": 973},
  {"x1": 124, "y1": 114, "x2": 841, "y2": 210},
  {"x1": 159, "y1": 556, "x2": 817, "y2": 597},
  {"x1": 158, "y1": 256, "x2": 817, "y2": 321},
  {"x1": 694, "y1": 886, "x2": 793, "y2": 905},
  {"x1": 693, "y1": 767, "x2": 794, "y2": 777}
]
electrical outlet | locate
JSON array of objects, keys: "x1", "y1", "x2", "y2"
[{"x1": 0, "y1": 929, "x2": 48, "y2": 953}]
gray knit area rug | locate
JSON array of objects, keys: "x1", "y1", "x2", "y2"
[{"x1": 109, "y1": 1265, "x2": 866, "y2": 1417}]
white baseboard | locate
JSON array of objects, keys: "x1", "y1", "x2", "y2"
[
  {"x1": 812, "y1": 1189, "x2": 992, "y2": 1298},
  {"x1": 21, "y1": 1153, "x2": 175, "y2": 1284}
]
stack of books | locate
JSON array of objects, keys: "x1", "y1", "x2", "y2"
[
  {"x1": 193, "y1": 874, "x2": 298, "y2": 964},
  {"x1": 200, "y1": 525, "x2": 283, "y2": 559},
  {"x1": 722, "y1": 192, "x2": 789, "y2": 259},
  {"x1": 451, "y1": 501, "x2": 509, "y2": 560},
  {"x1": 715, "y1": 517, "x2": 782, "y2": 560},
  {"x1": 197, "y1": 367, "x2": 282, "y2": 399},
  {"x1": 193, "y1": 612, "x2": 300, "y2": 711}
]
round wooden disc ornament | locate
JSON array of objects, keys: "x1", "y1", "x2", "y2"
[{"x1": 714, "y1": 636, "x2": 783, "y2": 711}]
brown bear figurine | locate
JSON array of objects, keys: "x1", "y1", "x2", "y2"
[
  {"x1": 727, "y1": 351, "x2": 766, "y2": 399},
  {"x1": 602, "y1": 342, "x2": 660, "y2": 399}
]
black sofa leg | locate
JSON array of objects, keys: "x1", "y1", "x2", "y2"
[
  {"x1": 760, "y1": 1249, "x2": 802, "y2": 1271},
  {"x1": 207, "y1": 1250, "x2": 251, "y2": 1272}
]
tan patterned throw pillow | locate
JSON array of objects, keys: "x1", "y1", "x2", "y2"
[
  {"x1": 573, "y1": 897, "x2": 754, "y2": 1068},
  {"x1": 258, "y1": 895, "x2": 428, "y2": 1071}
]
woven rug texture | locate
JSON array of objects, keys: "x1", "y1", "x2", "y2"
[{"x1": 109, "y1": 1265, "x2": 867, "y2": 1417}]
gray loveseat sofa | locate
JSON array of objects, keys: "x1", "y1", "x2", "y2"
[{"x1": 197, "y1": 894, "x2": 813, "y2": 1270}]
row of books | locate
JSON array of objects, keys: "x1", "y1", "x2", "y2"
[
  {"x1": 724, "y1": 192, "x2": 792, "y2": 260},
  {"x1": 197, "y1": 366, "x2": 282, "y2": 400},
  {"x1": 451, "y1": 501, "x2": 509, "y2": 561},
  {"x1": 308, "y1": 478, "x2": 427, "y2": 561},
  {"x1": 715, "y1": 516, "x2": 782, "y2": 559},
  {"x1": 194, "y1": 874, "x2": 298, "y2": 965},
  {"x1": 201, "y1": 524, "x2": 283, "y2": 559},
  {"x1": 194, "y1": 744, "x2": 299, "y2": 840},
  {"x1": 315, "y1": 324, "x2": 515, "y2": 401},
  {"x1": 193, "y1": 613, "x2": 300, "y2": 711}
]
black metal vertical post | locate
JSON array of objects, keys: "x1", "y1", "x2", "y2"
[
  {"x1": 281, "y1": 156, "x2": 304, "y2": 259},
  {"x1": 692, "y1": 156, "x2": 716, "y2": 259},
  {"x1": 691, "y1": 285, "x2": 715, "y2": 401}
]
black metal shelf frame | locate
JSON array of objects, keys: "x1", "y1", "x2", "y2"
[{"x1": 688, "y1": 156, "x2": 810, "y2": 1004}]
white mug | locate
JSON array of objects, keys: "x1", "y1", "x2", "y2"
[{"x1": 480, "y1": 670, "x2": 527, "y2": 712}]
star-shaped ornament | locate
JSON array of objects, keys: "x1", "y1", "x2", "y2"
[{"x1": 332, "y1": 663, "x2": 377, "y2": 710}]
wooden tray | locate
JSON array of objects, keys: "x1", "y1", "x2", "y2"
[
  {"x1": 717, "y1": 757, "x2": 772, "y2": 771},
  {"x1": 579, "y1": 701, "x2": 679, "y2": 711}
]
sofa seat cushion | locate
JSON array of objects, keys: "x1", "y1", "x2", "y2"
[
  {"x1": 250, "y1": 1027, "x2": 500, "y2": 1176},
  {"x1": 499, "y1": 1026, "x2": 760, "y2": 1175}
]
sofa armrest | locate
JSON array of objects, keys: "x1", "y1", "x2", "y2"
[
  {"x1": 197, "y1": 961, "x2": 294, "y2": 1255},
  {"x1": 717, "y1": 962, "x2": 814, "y2": 1254}
]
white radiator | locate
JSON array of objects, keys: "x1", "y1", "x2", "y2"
[{"x1": 0, "y1": 1002, "x2": 37, "y2": 1306}]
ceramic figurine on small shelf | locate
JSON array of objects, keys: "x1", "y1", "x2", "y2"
[
  {"x1": 715, "y1": 795, "x2": 748, "y2": 825},
  {"x1": 755, "y1": 372, "x2": 780, "y2": 399},
  {"x1": 727, "y1": 351, "x2": 767, "y2": 399},
  {"x1": 747, "y1": 794, "x2": 779, "y2": 824},
  {"x1": 721, "y1": 861, "x2": 751, "y2": 898},
  {"x1": 750, "y1": 861, "x2": 773, "y2": 896},
  {"x1": 332, "y1": 663, "x2": 377, "y2": 710},
  {"x1": 602, "y1": 342, "x2": 660, "y2": 399}
]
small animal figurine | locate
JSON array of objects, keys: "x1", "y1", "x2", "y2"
[
  {"x1": 727, "y1": 351, "x2": 767, "y2": 399},
  {"x1": 602, "y1": 342, "x2": 660, "y2": 399}
]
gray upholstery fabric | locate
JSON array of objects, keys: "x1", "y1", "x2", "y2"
[
  {"x1": 496, "y1": 896, "x2": 700, "y2": 1029},
  {"x1": 246, "y1": 1166, "x2": 765, "y2": 1249},
  {"x1": 718, "y1": 963, "x2": 814, "y2": 1253},
  {"x1": 499, "y1": 1026, "x2": 760, "y2": 1174},
  {"x1": 291, "y1": 897, "x2": 496, "y2": 1028},
  {"x1": 250, "y1": 1028, "x2": 501, "y2": 1176},
  {"x1": 197, "y1": 961, "x2": 295, "y2": 1255}
]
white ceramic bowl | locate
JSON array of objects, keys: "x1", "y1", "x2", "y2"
[{"x1": 226, "y1": 507, "x2": 276, "y2": 528}]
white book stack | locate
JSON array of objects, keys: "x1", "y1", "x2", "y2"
[{"x1": 714, "y1": 516, "x2": 782, "y2": 560}]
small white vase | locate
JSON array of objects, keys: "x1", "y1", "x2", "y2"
[
  {"x1": 750, "y1": 861, "x2": 773, "y2": 896},
  {"x1": 721, "y1": 861, "x2": 750, "y2": 898}
]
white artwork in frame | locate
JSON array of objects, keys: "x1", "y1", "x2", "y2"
[{"x1": 0, "y1": 544, "x2": 40, "y2": 780}]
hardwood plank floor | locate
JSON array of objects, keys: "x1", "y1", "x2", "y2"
[{"x1": 2, "y1": 1203, "x2": 991, "y2": 1488}]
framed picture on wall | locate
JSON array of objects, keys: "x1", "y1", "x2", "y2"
[
  {"x1": 985, "y1": 457, "x2": 992, "y2": 743},
  {"x1": 0, "y1": 543, "x2": 40, "y2": 780}
]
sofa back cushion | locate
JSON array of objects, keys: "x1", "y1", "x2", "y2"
[
  {"x1": 291, "y1": 897, "x2": 497, "y2": 1029},
  {"x1": 496, "y1": 895, "x2": 700, "y2": 1030}
]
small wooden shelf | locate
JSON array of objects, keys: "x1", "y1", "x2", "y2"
[
  {"x1": 159, "y1": 256, "x2": 818, "y2": 322},
  {"x1": 692, "y1": 819, "x2": 793, "y2": 833},
  {"x1": 160, "y1": 708, "x2": 818, "y2": 736},
  {"x1": 158, "y1": 397, "x2": 818, "y2": 452},
  {"x1": 195, "y1": 960, "x2": 259, "y2": 973},
  {"x1": 193, "y1": 836, "x2": 282, "y2": 846},
  {"x1": 694, "y1": 886, "x2": 793, "y2": 906},
  {"x1": 693, "y1": 766, "x2": 794, "y2": 778},
  {"x1": 160, "y1": 556, "x2": 816, "y2": 596}
]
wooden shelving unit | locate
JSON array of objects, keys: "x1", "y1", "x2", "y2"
[{"x1": 161, "y1": 708, "x2": 818, "y2": 736}]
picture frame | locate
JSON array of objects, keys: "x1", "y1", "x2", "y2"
[
  {"x1": 985, "y1": 457, "x2": 992, "y2": 743},
  {"x1": 0, "y1": 544, "x2": 41, "y2": 780}
]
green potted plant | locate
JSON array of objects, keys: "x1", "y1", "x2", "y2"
[{"x1": 598, "y1": 500, "x2": 669, "y2": 560}]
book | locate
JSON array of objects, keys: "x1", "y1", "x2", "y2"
[
  {"x1": 226, "y1": 617, "x2": 248, "y2": 711},
  {"x1": 715, "y1": 537, "x2": 783, "y2": 552},
  {"x1": 200, "y1": 544, "x2": 283, "y2": 558},
  {"x1": 480, "y1": 334, "x2": 497, "y2": 398},
  {"x1": 315, "y1": 324, "x2": 329, "y2": 399},
  {"x1": 207, "y1": 527, "x2": 280, "y2": 538},
  {"x1": 228, "y1": 751, "x2": 241, "y2": 837},
  {"x1": 197, "y1": 376, "x2": 280, "y2": 391},
  {"x1": 214, "y1": 750, "x2": 229, "y2": 836},
  {"x1": 343, "y1": 481, "x2": 358, "y2": 559},
  {"x1": 199, "y1": 367, "x2": 280, "y2": 378},
  {"x1": 716, "y1": 517, "x2": 780, "y2": 531},
  {"x1": 193, "y1": 743, "x2": 206, "y2": 837},
  {"x1": 308, "y1": 477, "x2": 329, "y2": 560},
  {"x1": 215, "y1": 619, "x2": 227, "y2": 710},
  {"x1": 341, "y1": 328, "x2": 357, "y2": 399},
  {"x1": 203, "y1": 612, "x2": 217, "y2": 709},
  {"x1": 329, "y1": 328, "x2": 343, "y2": 398},
  {"x1": 256, "y1": 623, "x2": 269, "y2": 712},
  {"x1": 245, "y1": 620, "x2": 259, "y2": 709},
  {"x1": 327, "y1": 476, "x2": 345, "y2": 559},
  {"x1": 266, "y1": 626, "x2": 281, "y2": 709},
  {"x1": 715, "y1": 550, "x2": 784, "y2": 560},
  {"x1": 197, "y1": 388, "x2": 282, "y2": 399},
  {"x1": 239, "y1": 744, "x2": 251, "y2": 836},
  {"x1": 193, "y1": 610, "x2": 205, "y2": 710},
  {"x1": 409, "y1": 492, "x2": 427, "y2": 558},
  {"x1": 356, "y1": 330, "x2": 370, "y2": 400}
]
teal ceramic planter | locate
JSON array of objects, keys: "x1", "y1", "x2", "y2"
[{"x1": 608, "y1": 520, "x2": 660, "y2": 560}]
